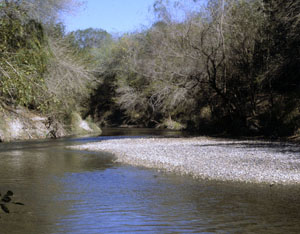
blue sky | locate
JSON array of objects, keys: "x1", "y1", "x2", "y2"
[{"x1": 62, "y1": 0, "x2": 157, "y2": 33}]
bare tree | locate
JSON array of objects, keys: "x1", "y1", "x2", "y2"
[{"x1": 45, "y1": 36, "x2": 95, "y2": 112}]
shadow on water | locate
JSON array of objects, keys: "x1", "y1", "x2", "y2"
[
  {"x1": 183, "y1": 180, "x2": 300, "y2": 233},
  {"x1": 0, "y1": 127, "x2": 183, "y2": 152}
]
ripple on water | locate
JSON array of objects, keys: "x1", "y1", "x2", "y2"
[{"x1": 1, "y1": 134, "x2": 300, "y2": 233}]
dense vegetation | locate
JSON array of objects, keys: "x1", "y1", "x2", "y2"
[
  {"x1": 1, "y1": 0, "x2": 300, "y2": 137},
  {"x1": 83, "y1": 0, "x2": 300, "y2": 137},
  {"x1": 0, "y1": 0, "x2": 93, "y2": 122}
]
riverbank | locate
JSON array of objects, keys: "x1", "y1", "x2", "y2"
[
  {"x1": 0, "y1": 107, "x2": 101, "y2": 142},
  {"x1": 70, "y1": 137, "x2": 300, "y2": 185}
]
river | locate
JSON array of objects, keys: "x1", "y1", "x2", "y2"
[{"x1": 1, "y1": 128, "x2": 300, "y2": 233}]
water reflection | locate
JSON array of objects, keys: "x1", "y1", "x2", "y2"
[
  {"x1": 0, "y1": 129, "x2": 300, "y2": 233},
  {"x1": 54, "y1": 168, "x2": 300, "y2": 233},
  {"x1": 0, "y1": 144, "x2": 115, "y2": 234}
]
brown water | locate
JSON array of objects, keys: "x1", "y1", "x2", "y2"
[{"x1": 1, "y1": 128, "x2": 300, "y2": 233}]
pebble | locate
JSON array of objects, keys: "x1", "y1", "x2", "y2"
[{"x1": 69, "y1": 137, "x2": 300, "y2": 185}]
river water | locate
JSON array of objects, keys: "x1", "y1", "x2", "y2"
[{"x1": 1, "y1": 128, "x2": 300, "y2": 233}]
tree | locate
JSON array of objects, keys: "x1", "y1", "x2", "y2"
[
  {"x1": 0, "y1": 2, "x2": 49, "y2": 110},
  {"x1": 0, "y1": 0, "x2": 85, "y2": 23},
  {"x1": 44, "y1": 35, "x2": 95, "y2": 114},
  {"x1": 88, "y1": 0, "x2": 300, "y2": 136},
  {"x1": 70, "y1": 28, "x2": 112, "y2": 49},
  {"x1": 0, "y1": 0, "x2": 94, "y2": 119},
  {"x1": 251, "y1": 0, "x2": 300, "y2": 135}
]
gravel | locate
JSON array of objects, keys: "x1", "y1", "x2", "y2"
[{"x1": 69, "y1": 137, "x2": 300, "y2": 185}]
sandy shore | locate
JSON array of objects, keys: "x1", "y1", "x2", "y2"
[{"x1": 70, "y1": 137, "x2": 300, "y2": 185}]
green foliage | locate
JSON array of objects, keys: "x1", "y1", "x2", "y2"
[
  {"x1": 87, "y1": 0, "x2": 300, "y2": 137},
  {"x1": 0, "y1": 0, "x2": 289, "y2": 137},
  {"x1": 0, "y1": 3, "x2": 50, "y2": 111},
  {"x1": 0, "y1": 1, "x2": 95, "y2": 124},
  {"x1": 70, "y1": 28, "x2": 112, "y2": 49},
  {"x1": 69, "y1": 111, "x2": 101, "y2": 135},
  {"x1": 85, "y1": 115, "x2": 102, "y2": 133},
  {"x1": 162, "y1": 117, "x2": 185, "y2": 130}
]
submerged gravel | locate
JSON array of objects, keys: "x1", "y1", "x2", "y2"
[{"x1": 70, "y1": 137, "x2": 300, "y2": 184}]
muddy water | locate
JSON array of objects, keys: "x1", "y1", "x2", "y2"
[{"x1": 0, "y1": 129, "x2": 300, "y2": 233}]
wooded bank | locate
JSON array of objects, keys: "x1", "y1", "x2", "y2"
[{"x1": 1, "y1": 0, "x2": 300, "y2": 139}]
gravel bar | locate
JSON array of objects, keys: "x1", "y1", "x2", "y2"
[{"x1": 70, "y1": 137, "x2": 300, "y2": 185}]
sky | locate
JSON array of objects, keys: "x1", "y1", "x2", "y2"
[{"x1": 62, "y1": 0, "x2": 157, "y2": 33}]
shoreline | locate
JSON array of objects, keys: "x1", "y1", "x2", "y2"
[{"x1": 70, "y1": 137, "x2": 300, "y2": 185}]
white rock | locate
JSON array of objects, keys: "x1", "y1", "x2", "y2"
[
  {"x1": 31, "y1": 116, "x2": 47, "y2": 121},
  {"x1": 8, "y1": 119, "x2": 23, "y2": 138},
  {"x1": 79, "y1": 120, "x2": 92, "y2": 132}
]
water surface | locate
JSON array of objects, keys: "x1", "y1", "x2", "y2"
[{"x1": 1, "y1": 128, "x2": 300, "y2": 233}]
